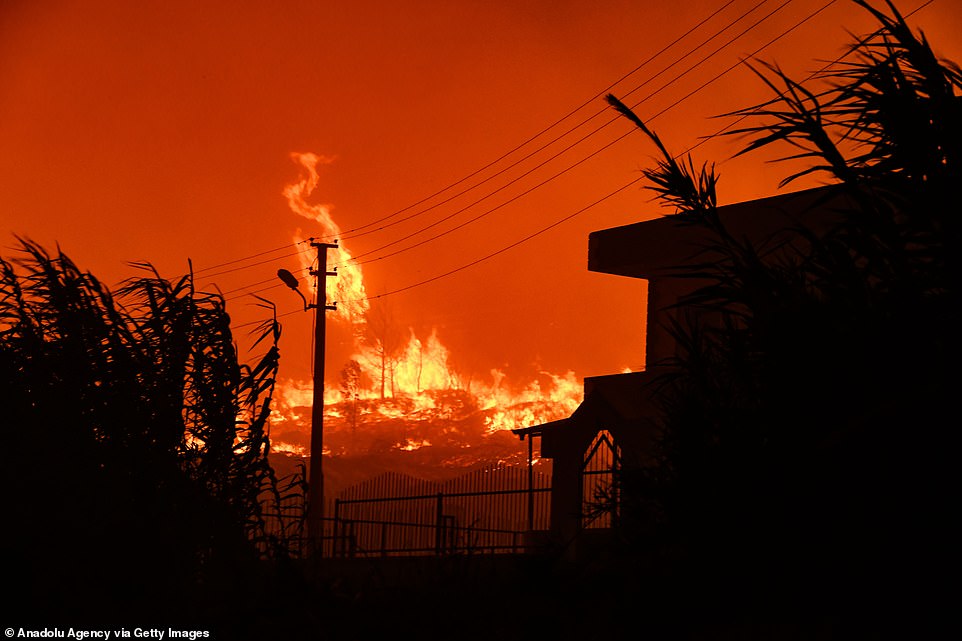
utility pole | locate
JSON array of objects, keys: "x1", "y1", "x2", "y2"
[{"x1": 307, "y1": 239, "x2": 338, "y2": 552}]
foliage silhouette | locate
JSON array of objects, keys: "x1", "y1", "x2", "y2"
[
  {"x1": 606, "y1": 0, "x2": 959, "y2": 628},
  {"x1": 0, "y1": 239, "x2": 305, "y2": 626}
]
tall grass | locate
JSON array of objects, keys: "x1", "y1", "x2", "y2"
[{"x1": 0, "y1": 238, "x2": 304, "y2": 621}]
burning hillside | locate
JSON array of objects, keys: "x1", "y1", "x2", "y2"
[
  {"x1": 270, "y1": 367, "x2": 580, "y2": 456},
  {"x1": 268, "y1": 367, "x2": 578, "y2": 495},
  {"x1": 267, "y1": 153, "x2": 582, "y2": 493}
]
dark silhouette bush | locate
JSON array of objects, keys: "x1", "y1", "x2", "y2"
[{"x1": 0, "y1": 240, "x2": 297, "y2": 625}]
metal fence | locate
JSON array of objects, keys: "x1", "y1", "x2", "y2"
[
  {"x1": 258, "y1": 497, "x2": 308, "y2": 558},
  {"x1": 330, "y1": 464, "x2": 551, "y2": 557}
]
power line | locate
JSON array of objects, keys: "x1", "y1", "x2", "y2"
[
  {"x1": 683, "y1": 0, "x2": 936, "y2": 158},
  {"x1": 179, "y1": 2, "x2": 754, "y2": 291},
  {"x1": 231, "y1": 0, "x2": 860, "y2": 316},
  {"x1": 231, "y1": 0, "x2": 943, "y2": 332},
  {"x1": 216, "y1": 1, "x2": 792, "y2": 300},
  {"x1": 192, "y1": 240, "x2": 309, "y2": 276},
  {"x1": 313, "y1": 0, "x2": 844, "y2": 305},
  {"x1": 215, "y1": 0, "x2": 941, "y2": 313},
  {"x1": 222, "y1": 276, "x2": 284, "y2": 297},
  {"x1": 234, "y1": 308, "x2": 303, "y2": 331},
  {"x1": 167, "y1": 242, "x2": 309, "y2": 288},
  {"x1": 221, "y1": 264, "x2": 314, "y2": 300},
  {"x1": 345, "y1": 176, "x2": 648, "y2": 304},
  {"x1": 197, "y1": 248, "x2": 307, "y2": 280},
  {"x1": 225, "y1": 282, "x2": 285, "y2": 301},
  {"x1": 632, "y1": 0, "x2": 839, "y2": 131},
  {"x1": 332, "y1": 0, "x2": 775, "y2": 245},
  {"x1": 333, "y1": 0, "x2": 810, "y2": 270},
  {"x1": 319, "y1": 0, "x2": 743, "y2": 240}
]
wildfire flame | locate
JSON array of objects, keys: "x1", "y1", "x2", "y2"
[
  {"x1": 284, "y1": 152, "x2": 369, "y2": 325},
  {"x1": 271, "y1": 153, "x2": 583, "y2": 457}
]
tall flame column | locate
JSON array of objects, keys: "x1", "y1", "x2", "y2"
[{"x1": 308, "y1": 239, "x2": 338, "y2": 552}]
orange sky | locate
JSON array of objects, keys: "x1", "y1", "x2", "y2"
[{"x1": 3, "y1": 0, "x2": 961, "y2": 391}]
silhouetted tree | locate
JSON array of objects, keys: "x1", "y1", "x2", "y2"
[
  {"x1": 608, "y1": 0, "x2": 959, "y2": 626},
  {"x1": 0, "y1": 239, "x2": 300, "y2": 625},
  {"x1": 365, "y1": 298, "x2": 404, "y2": 398},
  {"x1": 339, "y1": 358, "x2": 363, "y2": 432}
]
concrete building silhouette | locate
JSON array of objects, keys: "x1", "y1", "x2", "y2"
[{"x1": 515, "y1": 185, "x2": 851, "y2": 554}]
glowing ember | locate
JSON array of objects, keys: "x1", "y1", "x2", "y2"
[{"x1": 397, "y1": 438, "x2": 432, "y2": 451}]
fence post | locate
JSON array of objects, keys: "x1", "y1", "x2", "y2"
[
  {"x1": 444, "y1": 515, "x2": 457, "y2": 554},
  {"x1": 333, "y1": 498, "x2": 341, "y2": 558},
  {"x1": 435, "y1": 492, "x2": 444, "y2": 556},
  {"x1": 527, "y1": 434, "x2": 535, "y2": 532}
]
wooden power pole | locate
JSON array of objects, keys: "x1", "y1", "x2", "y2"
[{"x1": 307, "y1": 239, "x2": 338, "y2": 552}]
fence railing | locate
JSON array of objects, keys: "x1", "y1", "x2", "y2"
[
  {"x1": 330, "y1": 465, "x2": 551, "y2": 558},
  {"x1": 258, "y1": 502, "x2": 309, "y2": 558},
  {"x1": 256, "y1": 464, "x2": 552, "y2": 558}
]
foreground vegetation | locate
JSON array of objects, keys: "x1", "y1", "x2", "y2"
[
  {"x1": 0, "y1": 242, "x2": 308, "y2": 628},
  {"x1": 606, "y1": 0, "x2": 959, "y2": 631}
]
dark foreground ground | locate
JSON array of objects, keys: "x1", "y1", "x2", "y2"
[
  {"x1": 221, "y1": 548, "x2": 952, "y2": 641},
  {"x1": 10, "y1": 536, "x2": 953, "y2": 640}
]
